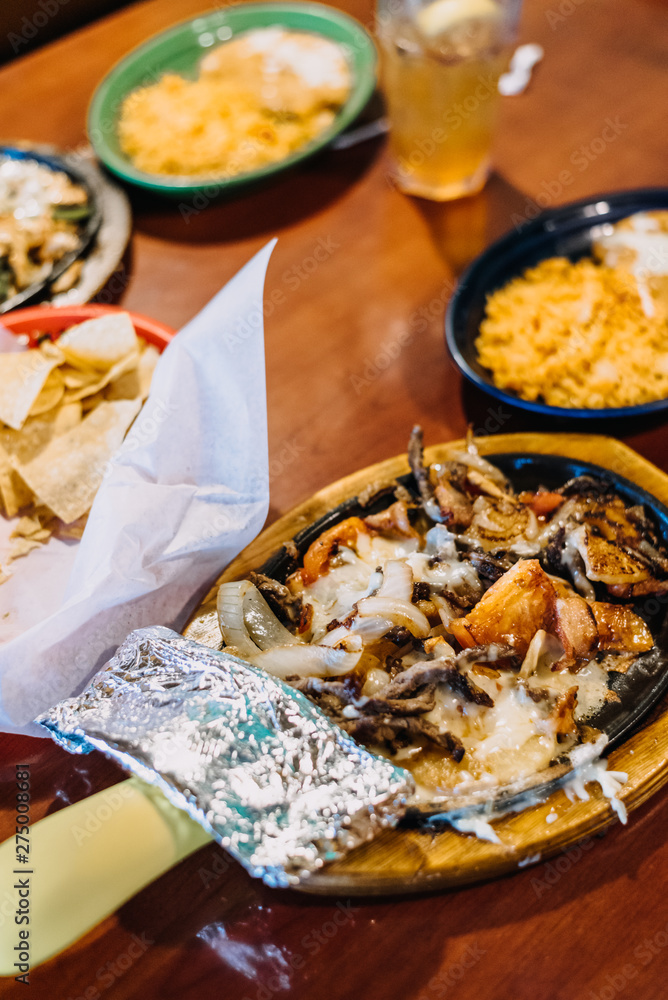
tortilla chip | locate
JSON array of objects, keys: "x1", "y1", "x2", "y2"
[
  {"x1": 54, "y1": 401, "x2": 83, "y2": 434},
  {"x1": 81, "y1": 390, "x2": 109, "y2": 415},
  {"x1": 57, "y1": 313, "x2": 138, "y2": 371},
  {"x1": 105, "y1": 368, "x2": 141, "y2": 401},
  {"x1": 15, "y1": 398, "x2": 141, "y2": 524},
  {"x1": 54, "y1": 513, "x2": 88, "y2": 540},
  {"x1": 0, "y1": 349, "x2": 59, "y2": 430},
  {"x1": 9, "y1": 507, "x2": 53, "y2": 542},
  {"x1": 62, "y1": 350, "x2": 140, "y2": 404},
  {"x1": 0, "y1": 402, "x2": 82, "y2": 466},
  {"x1": 10, "y1": 514, "x2": 44, "y2": 538},
  {"x1": 8, "y1": 537, "x2": 45, "y2": 562},
  {"x1": 138, "y1": 344, "x2": 160, "y2": 399},
  {"x1": 0, "y1": 443, "x2": 32, "y2": 517},
  {"x1": 0, "y1": 317, "x2": 157, "y2": 574},
  {"x1": 28, "y1": 369, "x2": 65, "y2": 417},
  {"x1": 61, "y1": 365, "x2": 102, "y2": 391},
  {"x1": 0, "y1": 567, "x2": 10, "y2": 585},
  {"x1": 39, "y1": 340, "x2": 65, "y2": 363}
]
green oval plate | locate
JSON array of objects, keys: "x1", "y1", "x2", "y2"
[{"x1": 87, "y1": 2, "x2": 377, "y2": 199}]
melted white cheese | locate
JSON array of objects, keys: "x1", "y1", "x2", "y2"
[
  {"x1": 448, "y1": 815, "x2": 501, "y2": 844},
  {"x1": 405, "y1": 551, "x2": 479, "y2": 590},
  {"x1": 595, "y1": 213, "x2": 668, "y2": 318},
  {"x1": 294, "y1": 502, "x2": 636, "y2": 803},
  {"x1": 518, "y1": 853, "x2": 542, "y2": 867},
  {"x1": 563, "y1": 759, "x2": 628, "y2": 824},
  {"x1": 531, "y1": 659, "x2": 610, "y2": 721}
]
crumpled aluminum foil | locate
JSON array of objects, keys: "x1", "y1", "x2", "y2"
[{"x1": 37, "y1": 626, "x2": 414, "y2": 887}]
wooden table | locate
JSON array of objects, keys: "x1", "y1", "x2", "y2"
[{"x1": 2, "y1": 0, "x2": 668, "y2": 996}]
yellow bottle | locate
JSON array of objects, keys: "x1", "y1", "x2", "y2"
[{"x1": 0, "y1": 777, "x2": 210, "y2": 974}]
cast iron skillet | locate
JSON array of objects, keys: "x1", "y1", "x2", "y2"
[
  {"x1": 0, "y1": 145, "x2": 102, "y2": 314},
  {"x1": 256, "y1": 453, "x2": 668, "y2": 822},
  {"x1": 445, "y1": 187, "x2": 668, "y2": 421}
]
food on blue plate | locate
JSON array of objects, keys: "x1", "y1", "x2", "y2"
[
  {"x1": 216, "y1": 429, "x2": 665, "y2": 798},
  {"x1": 0, "y1": 313, "x2": 159, "y2": 579},
  {"x1": 475, "y1": 210, "x2": 668, "y2": 410},
  {"x1": 118, "y1": 27, "x2": 352, "y2": 179},
  {"x1": 592, "y1": 210, "x2": 668, "y2": 315},
  {"x1": 0, "y1": 155, "x2": 92, "y2": 305},
  {"x1": 476, "y1": 252, "x2": 668, "y2": 409}
]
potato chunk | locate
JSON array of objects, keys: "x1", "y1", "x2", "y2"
[
  {"x1": 591, "y1": 602, "x2": 654, "y2": 653},
  {"x1": 553, "y1": 595, "x2": 598, "y2": 660},
  {"x1": 450, "y1": 559, "x2": 556, "y2": 656}
]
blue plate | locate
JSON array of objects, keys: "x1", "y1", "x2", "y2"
[
  {"x1": 0, "y1": 145, "x2": 101, "y2": 313},
  {"x1": 445, "y1": 187, "x2": 668, "y2": 420}
]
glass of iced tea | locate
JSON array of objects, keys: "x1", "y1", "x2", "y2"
[{"x1": 377, "y1": 0, "x2": 522, "y2": 200}]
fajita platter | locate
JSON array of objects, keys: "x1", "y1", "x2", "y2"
[{"x1": 184, "y1": 432, "x2": 668, "y2": 894}]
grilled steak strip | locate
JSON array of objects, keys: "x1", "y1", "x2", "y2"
[
  {"x1": 249, "y1": 571, "x2": 303, "y2": 629},
  {"x1": 341, "y1": 715, "x2": 466, "y2": 762},
  {"x1": 384, "y1": 625, "x2": 414, "y2": 647},
  {"x1": 381, "y1": 660, "x2": 494, "y2": 707},
  {"x1": 456, "y1": 644, "x2": 521, "y2": 672},
  {"x1": 441, "y1": 666, "x2": 494, "y2": 707},
  {"x1": 412, "y1": 581, "x2": 431, "y2": 603},
  {"x1": 433, "y1": 478, "x2": 473, "y2": 529},
  {"x1": 408, "y1": 425, "x2": 434, "y2": 507},
  {"x1": 464, "y1": 549, "x2": 515, "y2": 584},
  {"x1": 382, "y1": 662, "x2": 453, "y2": 698},
  {"x1": 291, "y1": 676, "x2": 361, "y2": 714},
  {"x1": 356, "y1": 688, "x2": 437, "y2": 716}
]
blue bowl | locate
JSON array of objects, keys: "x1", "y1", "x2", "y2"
[{"x1": 445, "y1": 187, "x2": 668, "y2": 420}]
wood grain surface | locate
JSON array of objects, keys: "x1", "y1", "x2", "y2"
[{"x1": 1, "y1": 0, "x2": 668, "y2": 997}]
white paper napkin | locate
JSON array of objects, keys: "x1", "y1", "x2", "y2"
[{"x1": 0, "y1": 240, "x2": 275, "y2": 734}]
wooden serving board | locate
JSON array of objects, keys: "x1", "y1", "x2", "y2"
[{"x1": 183, "y1": 433, "x2": 668, "y2": 895}]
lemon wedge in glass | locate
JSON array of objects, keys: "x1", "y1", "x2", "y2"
[{"x1": 416, "y1": 0, "x2": 502, "y2": 37}]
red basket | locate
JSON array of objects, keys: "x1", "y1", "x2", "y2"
[{"x1": 1, "y1": 304, "x2": 175, "y2": 350}]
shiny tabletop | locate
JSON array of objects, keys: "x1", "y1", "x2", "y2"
[{"x1": 1, "y1": 0, "x2": 668, "y2": 997}]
